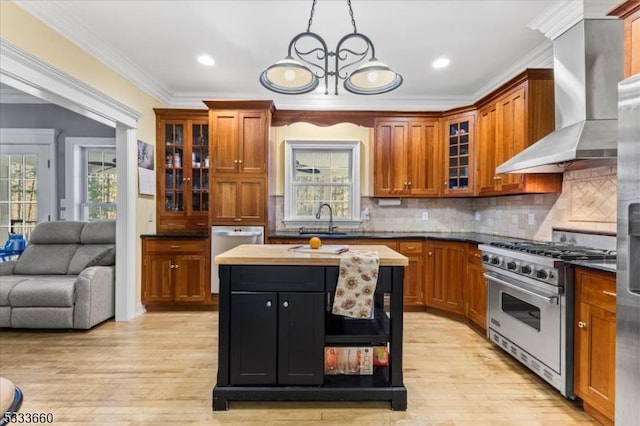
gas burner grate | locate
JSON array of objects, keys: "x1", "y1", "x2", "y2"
[{"x1": 489, "y1": 241, "x2": 617, "y2": 261}]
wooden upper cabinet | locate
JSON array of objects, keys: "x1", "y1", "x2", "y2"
[
  {"x1": 210, "y1": 110, "x2": 268, "y2": 175},
  {"x1": 154, "y1": 109, "x2": 210, "y2": 234},
  {"x1": 609, "y1": 1, "x2": 640, "y2": 77},
  {"x1": 477, "y1": 104, "x2": 498, "y2": 194},
  {"x1": 374, "y1": 117, "x2": 441, "y2": 197},
  {"x1": 443, "y1": 110, "x2": 476, "y2": 196},
  {"x1": 205, "y1": 100, "x2": 273, "y2": 226},
  {"x1": 475, "y1": 69, "x2": 562, "y2": 196}
]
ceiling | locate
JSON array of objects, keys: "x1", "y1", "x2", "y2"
[{"x1": 10, "y1": 1, "x2": 617, "y2": 111}]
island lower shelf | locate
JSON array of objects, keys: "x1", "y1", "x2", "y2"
[{"x1": 212, "y1": 247, "x2": 407, "y2": 411}]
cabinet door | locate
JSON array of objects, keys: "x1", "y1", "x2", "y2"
[
  {"x1": 173, "y1": 254, "x2": 206, "y2": 302},
  {"x1": 374, "y1": 121, "x2": 409, "y2": 196},
  {"x1": 496, "y1": 87, "x2": 526, "y2": 190},
  {"x1": 278, "y1": 292, "x2": 325, "y2": 385},
  {"x1": 142, "y1": 255, "x2": 173, "y2": 303},
  {"x1": 399, "y1": 241, "x2": 424, "y2": 307},
  {"x1": 426, "y1": 241, "x2": 465, "y2": 314},
  {"x1": 238, "y1": 112, "x2": 267, "y2": 174},
  {"x1": 575, "y1": 301, "x2": 616, "y2": 419},
  {"x1": 443, "y1": 114, "x2": 475, "y2": 196},
  {"x1": 211, "y1": 177, "x2": 265, "y2": 223},
  {"x1": 407, "y1": 120, "x2": 440, "y2": 196},
  {"x1": 157, "y1": 120, "x2": 188, "y2": 231},
  {"x1": 211, "y1": 111, "x2": 240, "y2": 174},
  {"x1": 465, "y1": 248, "x2": 486, "y2": 330},
  {"x1": 230, "y1": 292, "x2": 278, "y2": 385},
  {"x1": 477, "y1": 104, "x2": 498, "y2": 195}
]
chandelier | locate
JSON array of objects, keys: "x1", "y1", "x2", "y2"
[{"x1": 259, "y1": 0, "x2": 403, "y2": 96}]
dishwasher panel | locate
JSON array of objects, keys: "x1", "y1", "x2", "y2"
[{"x1": 211, "y1": 226, "x2": 264, "y2": 293}]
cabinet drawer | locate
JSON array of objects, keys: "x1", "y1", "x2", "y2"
[
  {"x1": 230, "y1": 266, "x2": 324, "y2": 292},
  {"x1": 399, "y1": 241, "x2": 423, "y2": 255},
  {"x1": 144, "y1": 239, "x2": 206, "y2": 254},
  {"x1": 576, "y1": 268, "x2": 616, "y2": 312}
]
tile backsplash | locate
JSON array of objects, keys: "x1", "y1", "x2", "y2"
[{"x1": 273, "y1": 166, "x2": 617, "y2": 241}]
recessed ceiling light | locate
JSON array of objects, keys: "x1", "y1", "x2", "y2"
[
  {"x1": 432, "y1": 57, "x2": 450, "y2": 69},
  {"x1": 198, "y1": 55, "x2": 215, "y2": 66}
]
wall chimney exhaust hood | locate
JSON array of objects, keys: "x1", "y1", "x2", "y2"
[{"x1": 497, "y1": 18, "x2": 623, "y2": 174}]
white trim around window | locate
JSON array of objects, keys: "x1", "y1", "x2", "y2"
[{"x1": 283, "y1": 139, "x2": 361, "y2": 229}]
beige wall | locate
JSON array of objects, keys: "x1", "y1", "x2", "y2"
[
  {"x1": 272, "y1": 122, "x2": 374, "y2": 196},
  {"x1": 1, "y1": 1, "x2": 163, "y2": 303}
]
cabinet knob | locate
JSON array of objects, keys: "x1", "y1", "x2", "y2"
[
  {"x1": 428, "y1": 251, "x2": 433, "y2": 256},
  {"x1": 266, "y1": 301, "x2": 272, "y2": 307},
  {"x1": 234, "y1": 160, "x2": 239, "y2": 164},
  {"x1": 444, "y1": 181, "x2": 448, "y2": 187},
  {"x1": 282, "y1": 301, "x2": 289, "y2": 308},
  {"x1": 238, "y1": 160, "x2": 243, "y2": 164},
  {"x1": 233, "y1": 218, "x2": 242, "y2": 222},
  {"x1": 578, "y1": 321, "x2": 587, "y2": 328},
  {"x1": 407, "y1": 181, "x2": 412, "y2": 186}
]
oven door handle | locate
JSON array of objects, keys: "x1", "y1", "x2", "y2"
[{"x1": 484, "y1": 272, "x2": 559, "y2": 305}]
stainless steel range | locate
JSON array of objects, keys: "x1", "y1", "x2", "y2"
[{"x1": 479, "y1": 230, "x2": 616, "y2": 398}]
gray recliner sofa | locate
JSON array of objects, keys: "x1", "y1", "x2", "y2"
[{"x1": 0, "y1": 220, "x2": 115, "y2": 329}]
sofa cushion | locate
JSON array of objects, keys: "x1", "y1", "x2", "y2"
[
  {"x1": 9, "y1": 276, "x2": 77, "y2": 307},
  {"x1": 13, "y1": 244, "x2": 80, "y2": 275},
  {"x1": 67, "y1": 245, "x2": 115, "y2": 275},
  {"x1": 0, "y1": 275, "x2": 30, "y2": 306},
  {"x1": 11, "y1": 307, "x2": 73, "y2": 329},
  {"x1": 28, "y1": 221, "x2": 85, "y2": 244},
  {"x1": 80, "y1": 220, "x2": 115, "y2": 244},
  {"x1": 0, "y1": 306, "x2": 11, "y2": 327}
]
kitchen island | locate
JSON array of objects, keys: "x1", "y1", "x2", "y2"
[{"x1": 213, "y1": 244, "x2": 409, "y2": 410}]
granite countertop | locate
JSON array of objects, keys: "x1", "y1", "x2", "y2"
[
  {"x1": 269, "y1": 231, "x2": 531, "y2": 245},
  {"x1": 570, "y1": 260, "x2": 617, "y2": 274},
  {"x1": 215, "y1": 244, "x2": 408, "y2": 266}
]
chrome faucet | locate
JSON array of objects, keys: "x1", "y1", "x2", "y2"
[{"x1": 315, "y1": 203, "x2": 335, "y2": 233}]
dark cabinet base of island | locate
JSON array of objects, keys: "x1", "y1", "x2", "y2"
[{"x1": 213, "y1": 264, "x2": 407, "y2": 410}]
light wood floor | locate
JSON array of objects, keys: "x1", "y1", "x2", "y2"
[{"x1": 0, "y1": 311, "x2": 598, "y2": 425}]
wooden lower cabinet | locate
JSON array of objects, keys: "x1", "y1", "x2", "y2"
[
  {"x1": 398, "y1": 241, "x2": 425, "y2": 308},
  {"x1": 141, "y1": 236, "x2": 210, "y2": 306},
  {"x1": 574, "y1": 267, "x2": 616, "y2": 424},
  {"x1": 425, "y1": 240, "x2": 465, "y2": 314},
  {"x1": 465, "y1": 244, "x2": 486, "y2": 330}
]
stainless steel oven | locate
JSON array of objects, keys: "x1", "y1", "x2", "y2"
[
  {"x1": 480, "y1": 233, "x2": 616, "y2": 399},
  {"x1": 484, "y1": 265, "x2": 570, "y2": 395}
]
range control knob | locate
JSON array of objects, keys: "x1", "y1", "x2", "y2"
[
  {"x1": 491, "y1": 256, "x2": 502, "y2": 266},
  {"x1": 537, "y1": 269, "x2": 549, "y2": 280},
  {"x1": 507, "y1": 261, "x2": 519, "y2": 270},
  {"x1": 481, "y1": 254, "x2": 490, "y2": 263},
  {"x1": 521, "y1": 265, "x2": 533, "y2": 274}
]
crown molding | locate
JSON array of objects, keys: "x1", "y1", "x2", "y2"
[
  {"x1": 15, "y1": 0, "x2": 172, "y2": 105},
  {"x1": 0, "y1": 39, "x2": 141, "y2": 128},
  {"x1": 528, "y1": 0, "x2": 583, "y2": 40},
  {"x1": 472, "y1": 40, "x2": 554, "y2": 101}
]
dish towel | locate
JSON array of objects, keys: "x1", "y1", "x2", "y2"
[{"x1": 332, "y1": 249, "x2": 380, "y2": 319}]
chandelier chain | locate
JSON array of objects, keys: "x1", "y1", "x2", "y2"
[
  {"x1": 307, "y1": 0, "x2": 358, "y2": 33},
  {"x1": 347, "y1": 0, "x2": 357, "y2": 33},
  {"x1": 307, "y1": 0, "x2": 317, "y2": 32}
]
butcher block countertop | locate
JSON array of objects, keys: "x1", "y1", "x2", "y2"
[{"x1": 214, "y1": 244, "x2": 408, "y2": 266}]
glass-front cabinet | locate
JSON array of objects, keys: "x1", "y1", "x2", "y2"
[
  {"x1": 156, "y1": 110, "x2": 210, "y2": 233},
  {"x1": 443, "y1": 111, "x2": 475, "y2": 196}
]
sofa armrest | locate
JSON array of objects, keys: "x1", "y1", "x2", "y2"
[
  {"x1": 73, "y1": 266, "x2": 115, "y2": 329},
  {"x1": 0, "y1": 261, "x2": 16, "y2": 275}
]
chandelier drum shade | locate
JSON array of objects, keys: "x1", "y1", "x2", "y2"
[{"x1": 259, "y1": 0, "x2": 403, "y2": 96}]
